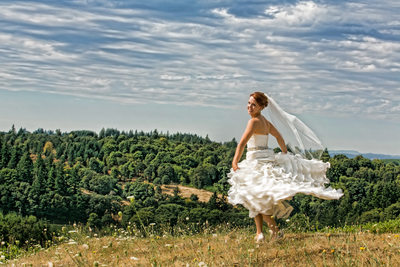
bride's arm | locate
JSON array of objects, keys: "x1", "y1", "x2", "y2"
[
  {"x1": 232, "y1": 119, "x2": 256, "y2": 171},
  {"x1": 268, "y1": 122, "x2": 288, "y2": 154}
]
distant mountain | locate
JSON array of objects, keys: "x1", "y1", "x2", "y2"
[{"x1": 329, "y1": 150, "x2": 400, "y2": 160}]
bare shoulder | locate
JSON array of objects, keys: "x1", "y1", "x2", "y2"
[
  {"x1": 260, "y1": 116, "x2": 272, "y2": 130},
  {"x1": 247, "y1": 117, "x2": 260, "y2": 125}
]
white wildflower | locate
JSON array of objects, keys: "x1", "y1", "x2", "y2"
[{"x1": 130, "y1": 256, "x2": 139, "y2": 261}]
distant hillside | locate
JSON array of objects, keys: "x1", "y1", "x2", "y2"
[{"x1": 330, "y1": 150, "x2": 400, "y2": 160}]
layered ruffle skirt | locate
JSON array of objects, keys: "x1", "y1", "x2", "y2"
[{"x1": 227, "y1": 150, "x2": 343, "y2": 218}]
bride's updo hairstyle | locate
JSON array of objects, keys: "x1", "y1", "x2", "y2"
[{"x1": 250, "y1": 92, "x2": 268, "y2": 109}]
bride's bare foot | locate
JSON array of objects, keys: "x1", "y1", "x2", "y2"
[
  {"x1": 254, "y1": 232, "x2": 265, "y2": 243},
  {"x1": 270, "y1": 230, "x2": 284, "y2": 241}
]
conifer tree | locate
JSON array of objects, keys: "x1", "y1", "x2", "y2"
[
  {"x1": 55, "y1": 162, "x2": 67, "y2": 195},
  {"x1": 47, "y1": 165, "x2": 56, "y2": 191},
  {"x1": 0, "y1": 138, "x2": 10, "y2": 168},
  {"x1": 321, "y1": 148, "x2": 331, "y2": 163},
  {"x1": 32, "y1": 154, "x2": 47, "y2": 195},
  {"x1": 0, "y1": 135, "x2": 2, "y2": 164},
  {"x1": 16, "y1": 150, "x2": 34, "y2": 183},
  {"x1": 8, "y1": 145, "x2": 20, "y2": 169}
]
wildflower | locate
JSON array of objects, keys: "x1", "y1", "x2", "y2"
[
  {"x1": 198, "y1": 262, "x2": 207, "y2": 267},
  {"x1": 330, "y1": 249, "x2": 335, "y2": 253},
  {"x1": 286, "y1": 219, "x2": 290, "y2": 222},
  {"x1": 326, "y1": 233, "x2": 331, "y2": 237},
  {"x1": 68, "y1": 241, "x2": 77, "y2": 245},
  {"x1": 186, "y1": 217, "x2": 189, "y2": 221},
  {"x1": 165, "y1": 244, "x2": 173, "y2": 247},
  {"x1": 322, "y1": 249, "x2": 326, "y2": 253},
  {"x1": 118, "y1": 211, "x2": 123, "y2": 217},
  {"x1": 360, "y1": 247, "x2": 366, "y2": 251},
  {"x1": 1, "y1": 241, "x2": 5, "y2": 246},
  {"x1": 68, "y1": 230, "x2": 78, "y2": 233},
  {"x1": 395, "y1": 234, "x2": 399, "y2": 238},
  {"x1": 150, "y1": 223, "x2": 156, "y2": 226},
  {"x1": 127, "y1": 196, "x2": 135, "y2": 203},
  {"x1": 130, "y1": 256, "x2": 139, "y2": 261}
]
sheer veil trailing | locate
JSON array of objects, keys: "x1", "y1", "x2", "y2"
[{"x1": 263, "y1": 93, "x2": 325, "y2": 159}]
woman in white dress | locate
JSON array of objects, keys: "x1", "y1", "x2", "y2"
[{"x1": 227, "y1": 92, "x2": 343, "y2": 243}]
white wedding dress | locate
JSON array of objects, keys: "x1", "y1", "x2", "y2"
[{"x1": 227, "y1": 134, "x2": 343, "y2": 218}]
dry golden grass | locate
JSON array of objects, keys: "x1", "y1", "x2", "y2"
[
  {"x1": 161, "y1": 185, "x2": 222, "y2": 203},
  {"x1": 7, "y1": 230, "x2": 400, "y2": 266}
]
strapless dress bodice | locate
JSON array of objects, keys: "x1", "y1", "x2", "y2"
[{"x1": 247, "y1": 134, "x2": 268, "y2": 150}]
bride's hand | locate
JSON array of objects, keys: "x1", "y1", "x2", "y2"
[{"x1": 232, "y1": 163, "x2": 239, "y2": 171}]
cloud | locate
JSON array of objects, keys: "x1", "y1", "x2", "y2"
[
  {"x1": 265, "y1": 1, "x2": 328, "y2": 26},
  {"x1": 0, "y1": 0, "x2": 399, "y2": 121}
]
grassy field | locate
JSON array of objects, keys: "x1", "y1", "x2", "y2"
[{"x1": 6, "y1": 228, "x2": 400, "y2": 266}]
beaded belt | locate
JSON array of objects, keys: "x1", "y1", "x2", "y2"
[{"x1": 247, "y1": 146, "x2": 269, "y2": 151}]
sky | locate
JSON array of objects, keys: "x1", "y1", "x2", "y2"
[{"x1": 0, "y1": 0, "x2": 399, "y2": 155}]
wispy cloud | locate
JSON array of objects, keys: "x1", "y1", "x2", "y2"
[{"x1": 0, "y1": 0, "x2": 399, "y2": 120}]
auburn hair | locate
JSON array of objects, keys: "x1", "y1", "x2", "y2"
[{"x1": 250, "y1": 92, "x2": 268, "y2": 108}]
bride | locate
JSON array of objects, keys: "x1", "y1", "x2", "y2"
[{"x1": 227, "y1": 92, "x2": 343, "y2": 243}]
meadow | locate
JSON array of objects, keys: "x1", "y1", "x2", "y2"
[{"x1": 4, "y1": 220, "x2": 400, "y2": 266}]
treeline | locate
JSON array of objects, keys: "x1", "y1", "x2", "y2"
[
  {"x1": 289, "y1": 153, "x2": 400, "y2": 229},
  {"x1": 0, "y1": 126, "x2": 247, "y2": 232},
  {"x1": 0, "y1": 126, "x2": 400, "y2": 233}
]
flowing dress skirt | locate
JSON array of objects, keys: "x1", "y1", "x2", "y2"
[{"x1": 227, "y1": 150, "x2": 343, "y2": 218}]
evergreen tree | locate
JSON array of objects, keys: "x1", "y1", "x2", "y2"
[
  {"x1": 0, "y1": 139, "x2": 10, "y2": 169},
  {"x1": 31, "y1": 154, "x2": 47, "y2": 196},
  {"x1": 55, "y1": 162, "x2": 67, "y2": 195},
  {"x1": 16, "y1": 151, "x2": 34, "y2": 183},
  {"x1": 47, "y1": 165, "x2": 56, "y2": 191},
  {"x1": 321, "y1": 148, "x2": 331, "y2": 163},
  {"x1": 7, "y1": 145, "x2": 20, "y2": 169}
]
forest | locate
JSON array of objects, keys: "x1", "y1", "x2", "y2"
[{"x1": 0, "y1": 126, "x2": 399, "y2": 249}]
